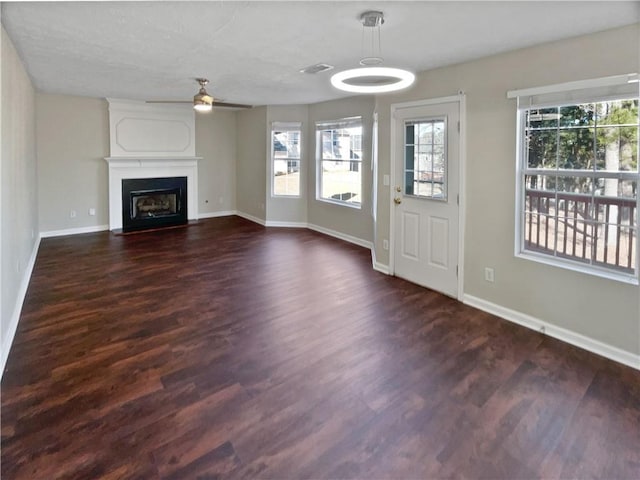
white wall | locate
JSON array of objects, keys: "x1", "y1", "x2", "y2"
[
  {"x1": 1, "y1": 26, "x2": 39, "y2": 370},
  {"x1": 374, "y1": 24, "x2": 640, "y2": 358}
]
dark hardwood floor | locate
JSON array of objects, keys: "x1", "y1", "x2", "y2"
[{"x1": 2, "y1": 216, "x2": 639, "y2": 479}]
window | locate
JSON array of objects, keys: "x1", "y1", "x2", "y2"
[
  {"x1": 404, "y1": 119, "x2": 447, "y2": 200},
  {"x1": 316, "y1": 117, "x2": 363, "y2": 206},
  {"x1": 271, "y1": 122, "x2": 301, "y2": 196},
  {"x1": 512, "y1": 75, "x2": 639, "y2": 281}
]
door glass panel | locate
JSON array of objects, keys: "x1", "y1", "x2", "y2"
[{"x1": 404, "y1": 119, "x2": 447, "y2": 200}]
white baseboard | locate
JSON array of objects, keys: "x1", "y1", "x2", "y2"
[
  {"x1": 233, "y1": 213, "x2": 372, "y2": 252},
  {"x1": 371, "y1": 247, "x2": 390, "y2": 275},
  {"x1": 40, "y1": 224, "x2": 109, "y2": 238},
  {"x1": 373, "y1": 262, "x2": 390, "y2": 275},
  {"x1": 307, "y1": 223, "x2": 372, "y2": 250},
  {"x1": 236, "y1": 211, "x2": 266, "y2": 226},
  {"x1": 264, "y1": 220, "x2": 308, "y2": 228},
  {"x1": 198, "y1": 210, "x2": 236, "y2": 219},
  {"x1": 463, "y1": 294, "x2": 640, "y2": 371},
  {"x1": 1, "y1": 236, "x2": 41, "y2": 379},
  {"x1": 237, "y1": 215, "x2": 372, "y2": 251}
]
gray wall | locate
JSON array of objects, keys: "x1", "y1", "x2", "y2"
[
  {"x1": 236, "y1": 106, "x2": 267, "y2": 220},
  {"x1": 308, "y1": 96, "x2": 375, "y2": 242},
  {"x1": 37, "y1": 94, "x2": 109, "y2": 233},
  {"x1": 4, "y1": 22, "x2": 638, "y2": 363},
  {"x1": 266, "y1": 105, "x2": 309, "y2": 224},
  {"x1": 196, "y1": 109, "x2": 237, "y2": 215},
  {"x1": 36, "y1": 95, "x2": 239, "y2": 232},
  {"x1": 1, "y1": 27, "x2": 38, "y2": 361},
  {"x1": 374, "y1": 24, "x2": 640, "y2": 355}
]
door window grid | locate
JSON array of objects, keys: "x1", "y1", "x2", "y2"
[{"x1": 404, "y1": 119, "x2": 447, "y2": 200}]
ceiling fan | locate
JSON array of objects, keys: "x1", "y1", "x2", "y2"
[{"x1": 146, "y1": 78, "x2": 252, "y2": 111}]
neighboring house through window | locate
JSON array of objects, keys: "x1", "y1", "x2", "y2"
[
  {"x1": 271, "y1": 122, "x2": 301, "y2": 197},
  {"x1": 316, "y1": 117, "x2": 363, "y2": 207}
]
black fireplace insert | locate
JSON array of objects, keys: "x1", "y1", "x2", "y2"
[{"x1": 122, "y1": 177, "x2": 187, "y2": 232}]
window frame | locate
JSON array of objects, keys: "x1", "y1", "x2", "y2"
[
  {"x1": 315, "y1": 117, "x2": 364, "y2": 209},
  {"x1": 512, "y1": 78, "x2": 639, "y2": 284},
  {"x1": 270, "y1": 121, "x2": 302, "y2": 198}
]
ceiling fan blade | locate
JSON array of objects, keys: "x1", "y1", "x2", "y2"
[
  {"x1": 145, "y1": 100, "x2": 253, "y2": 109},
  {"x1": 145, "y1": 100, "x2": 191, "y2": 104},
  {"x1": 211, "y1": 101, "x2": 253, "y2": 109}
]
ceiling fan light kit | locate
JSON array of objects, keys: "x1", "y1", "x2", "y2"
[
  {"x1": 193, "y1": 78, "x2": 213, "y2": 112},
  {"x1": 331, "y1": 10, "x2": 415, "y2": 94}
]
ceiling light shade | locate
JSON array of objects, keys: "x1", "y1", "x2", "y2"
[
  {"x1": 331, "y1": 11, "x2": 415, "y2": 94},
  {"x1": 331, "y1": 67, "x2": 415, "y2": 94},
  {"x1": 193, "y1": 78, "x2": 213, "y2": 112}
]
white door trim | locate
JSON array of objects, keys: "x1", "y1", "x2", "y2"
[{"x1": 389, "y1": 93, "x2": 466, "y2": 301}]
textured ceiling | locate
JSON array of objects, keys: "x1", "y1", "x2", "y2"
[{"x1": 2, "y1": 1, "x2": 639, "y2": 106}]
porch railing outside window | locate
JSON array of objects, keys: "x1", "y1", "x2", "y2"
[{"x1": 514, "y1": 85, "x2": 639, "y2": 280}]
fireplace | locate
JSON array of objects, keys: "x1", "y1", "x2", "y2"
[
  {"x1": 122, "y1": 177, "x2": 187, "y2": 232},
  {"x1": 104, "y1": 101, "x2": 200, "y2": 231}
]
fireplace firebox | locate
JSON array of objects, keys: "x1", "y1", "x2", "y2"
[{"x1": 122, "y1": 177, "x2": 187, "y2": 232}]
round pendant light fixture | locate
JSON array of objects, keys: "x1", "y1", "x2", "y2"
[
  {"x1": 331, "y1": 67, "x2": 415, "y2": 94},
  {"x1": 330, "y1": 11, "x2": 415, "y2": 94}
]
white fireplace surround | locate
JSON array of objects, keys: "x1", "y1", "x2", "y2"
[
  {"x1": 104, "y1": 157, "x2": 200, "y2": 230},
  {"x1": 105, "y1": 99, "x2": 200, "y2": 231}
]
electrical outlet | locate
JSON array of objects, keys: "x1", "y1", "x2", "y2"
[
  {"x1": 89, "y1": 208, "x2": 96, "y2": 216},
  {"x1": 70, "y1": 210, "x2": 77, "y2": 218},
  {"x1": 484, "y1": 267, "x2": 494, "y2": 283},
  {"x1": 383, "y1": 239, "x2": 389, "y2": 250}
]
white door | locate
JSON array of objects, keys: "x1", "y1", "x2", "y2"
[{"x1": 392, "y1": 101, "x2": 460, "y2": 297}]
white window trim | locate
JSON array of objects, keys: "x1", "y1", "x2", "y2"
[
  {"x1": 507, "y1": 73, "x2": 638, "y2": 100},
  {"x1": 511, "y1": 75, "x2": 640, "y2": 284},
  {"x1": 270, "y1": 121, "x2": 302, "y2": 198},
  {"x1": 315, "y1": 116, "x2": 363, "y2": 209}
]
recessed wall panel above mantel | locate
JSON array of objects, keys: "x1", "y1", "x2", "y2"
[{"x1": 107, "y1": 99, "x2": 195, "y2": 157}]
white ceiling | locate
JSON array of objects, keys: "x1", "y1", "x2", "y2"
[{"x1": 2, "y1": 1, "x2": 639, "y2": 106}]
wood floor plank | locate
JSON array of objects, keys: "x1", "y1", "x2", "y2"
[{"x1": 2, "y1": 215, "x2": 639, "y2": 479}]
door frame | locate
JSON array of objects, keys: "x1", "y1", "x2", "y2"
[{"x1": 389, "y1": 93, "x2": 467, "y2": 301}]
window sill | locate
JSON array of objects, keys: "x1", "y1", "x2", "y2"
[
  {"x1": 316, "y1": 197, "x2": 362, "y2": 210},
  {"x1": 516, "y1": 250, "x2": 639, "y2": 285},
  {"x1": 271, "y1": 194, "x2": 301, "y2": 199}
]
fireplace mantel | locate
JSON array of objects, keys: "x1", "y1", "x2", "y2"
[
  {"x1": 104, "y1": 156, "x2": 201, "y2": 231},
  {"x1": 104, "y1": 156, "x2": 201, "y2": 166}
]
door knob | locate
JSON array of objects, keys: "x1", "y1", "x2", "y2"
[
  {"x1": 394, "y1": 197, "x2": 402, "y2": 205},
  {"x1": 395, "y1": 186, "x2": 401, "y2": 192}
]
